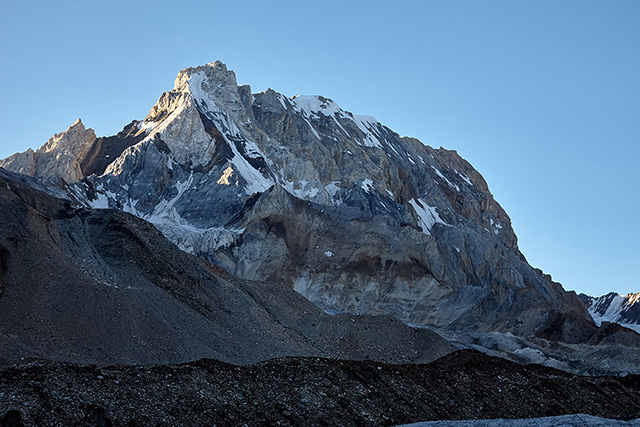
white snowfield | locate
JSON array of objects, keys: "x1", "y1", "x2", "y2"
[
  {"x1": 290, "y1": 94, "x2": 383, "y2": 148},
  {"x1": 395, "y1": 414, "x2": 640, "y2": 426}
]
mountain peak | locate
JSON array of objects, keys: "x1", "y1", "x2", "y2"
[
  {"x1": 68, "y1": 118, "x2": 85, "y2": 130},
  {"x1": 173, "y1": 60, "x2": 236, "y2": 94},
  {"x1": 45, "y1": 118, "x2": 94, "y2": 151},
  {"x1": 209, "y1": 59, "x2": 227, "y2": 70},
  {"x1": 0, "y1": 118, "x2": 96, "y2": 186},
  {"x1": 0, "y1": 61, "x2": 591, "y2": 340}
]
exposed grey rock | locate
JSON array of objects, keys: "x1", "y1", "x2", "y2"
[{"x1": 0, "y1": 167, "x2": 455, "y2": 366}]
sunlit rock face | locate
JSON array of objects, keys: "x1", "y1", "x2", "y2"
[
  {"x1": 1, "y1": 61, "x2": 590, "y2": 337},
  {"x1": 0, "y1": 119, "x2": 96, "y2": 187}
]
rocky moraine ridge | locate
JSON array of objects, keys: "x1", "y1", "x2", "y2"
[{"x1": 2, "y1": 350, "x2": 640, "y2": 426}]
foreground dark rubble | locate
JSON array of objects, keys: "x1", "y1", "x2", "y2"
[{"x1": 1, "y1": 350, "x2": 639, "y2": 427}]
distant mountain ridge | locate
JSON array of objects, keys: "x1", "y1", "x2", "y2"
[{"x1": 579, "y1": 292, "x2": 640, "y2": 333}]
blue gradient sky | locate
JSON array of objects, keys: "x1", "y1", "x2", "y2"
[{"x1": 1, "y1": 1, "x2": 638, "y2": 297}]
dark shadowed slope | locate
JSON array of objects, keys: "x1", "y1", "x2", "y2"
[{"x1": 0, "y1": 167, "x2": 454, "y2": 367}]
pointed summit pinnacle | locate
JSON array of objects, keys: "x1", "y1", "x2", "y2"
[
  {"x1": 173, "y1": 60, "x2": 237, "y2": 95},
  {"x1": 207, "y1": 60, "x2": 227, "y2": 71}
]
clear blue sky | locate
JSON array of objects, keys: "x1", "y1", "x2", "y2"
[{"x1": 1, "y1": 1, "x2": 638, "y2": 297}]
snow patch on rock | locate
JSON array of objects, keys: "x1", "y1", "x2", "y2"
[
  {"x1": 361, "y1": 178, "x2": 374, "y2": 193},
  {"x1": 431, "y1": 166, "x2": 460, "y2": 191},
  {"x1": 409, "y1": 198, "x2": 447, "y2": 235}
]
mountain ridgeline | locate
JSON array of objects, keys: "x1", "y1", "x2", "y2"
[
  {"x1": 0, "y1": 61, "x2": 609, "y2": 344},
  {"x1": 580, "y1": 292, "x2": 640, "y2": 333}
]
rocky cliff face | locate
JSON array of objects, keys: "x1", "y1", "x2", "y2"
[
  {"x1": 0, "y1": 119, "x2": 96, "y2": 188},
  {"x1": 1, "y1": 61, "x2": 590, "y2": 338},
  {"x1": 580, "y1": 292, "x2": 640, "y2": 333}
]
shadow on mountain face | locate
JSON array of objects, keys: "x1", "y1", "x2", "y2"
[{"x1": 0, "y1": 168, "x2": 454, "y2": 367}]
